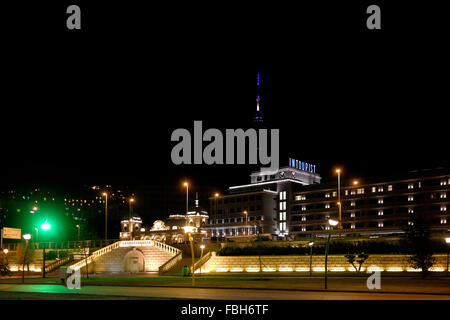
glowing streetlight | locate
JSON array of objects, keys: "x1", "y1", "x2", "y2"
[
  {"x1": 445, "y1": 237, "x2": 450, "y2": 276},
  {"x1": 22, "y1": 234, "x2": 31, "y2": 283},
  {"x1": 353, "y1": 180, "x2": 359, "y2": 186},
  {"x1": 324, "y1": 219, "x2": 338, "y2": 290},
  {"x1": 243, "y1": 210, "x2": 248, "y2": 240},
  {"x1": 3, "y1": 248, "x2": 8, "y2": 254},
  {"x1": 308, "y1": 241, "x2": 314, "y2": 277},
  {"x1": 199, "y1": 244, "x2": 206, "y2": 274},
  {"x1": 183, "y1": 226, "x2": 196, "y2": 286},
  {"x1": 183, "y1": 182, "x2": 189, "y2": 227},
  {"x1": 335, "y1": 169, "x2": 342, "y2": 230},
  {"x1": 40, "y1": 221, "x2": 51, "y2": 278},
  {"x1": 34, "y1": 227, "x2": 39, "y2": 242},
  {"x1": 102, "y1": 192, "x2": 108, "y2": 241},
  {"x1": 214, "y1": 193, "x2": 219, "y2": 243}
]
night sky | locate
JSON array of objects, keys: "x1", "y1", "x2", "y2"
[{"x1": 2, "y1": 2, "x2": 449, "y2": 215}]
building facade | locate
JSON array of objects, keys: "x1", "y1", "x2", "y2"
[{"x1": 290, "y1": 168, "x2": 450, "y2": 237}]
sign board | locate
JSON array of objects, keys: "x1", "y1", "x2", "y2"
[{"x1": 2, "y1": 227, "x2": 22, "y2": 239}]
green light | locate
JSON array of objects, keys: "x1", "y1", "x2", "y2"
[{"x1": 40, "y1": 221, "x2": 51, "y2": 231}]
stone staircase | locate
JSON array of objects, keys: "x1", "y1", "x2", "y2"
[{"x1": 70, "y1": 240, "x2": 181, "y2": 274}]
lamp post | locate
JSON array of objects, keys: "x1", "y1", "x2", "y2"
[
  {"x1": 308, "y1": 241, "x2": 314, "y2": 277},
  {"x1": 22, "y1": 234, "x2": 31, "y2": 283},
  {"x1": 102, "y1": 192, "x2": 108, "y2": 241},
  {"x1": 445, "y1": 237, "x2": 450, "y2": 277},
  {"x1": 183, "y1": 226, "x2": 196, "y2": 287},
  {"x1": 76, "y1": 225, "x2": 80, "y2": 242},
  {"x1": 199, "y1": 244, "x2": 205, "y2": 275},
  {"x1": 335, "y1": 169, "x2": 342, "y2": 230},
  {"x1": 184, "y1": 182, "x2": 189, "y2": 225},
  {"x1": 214, "y1": 193, "x2": 219, "y2": 243},
  {"x1": 324, "y1": 219, "x2": 338, "y2": 290},
  {"x1": 243, "y1": 210, "x2": 248, "y2": 241},
  {"x1": 129, "y1": 198, "x2": 135, "y2": 240},
  {"x1": 40, "y1": 221, "x2": 51, "y2": 278},
  {"x1": 34, "y1": 227, "x2": 39, "y2": 242}
]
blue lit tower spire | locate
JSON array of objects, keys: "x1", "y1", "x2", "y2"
[{"x1": 253, "y1": 72, "x2": 263, "y2": 123}]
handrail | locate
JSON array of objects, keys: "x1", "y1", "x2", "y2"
[
  {"x1": 45, "y1": 255, "x2": 74, "y2": 273},
  {"x1": 69, "y1": 240, "x2": 181, "y2": 272},
  {"x1": 159, "y1": 251, "x2": 183, "y2": 274},
  {"x1": 193, "y1": 251, "x2": 212, "y2": 271}
]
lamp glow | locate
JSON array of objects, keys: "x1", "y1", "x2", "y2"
[
  {"x1": 23, "y1": 234, "x2": 31, "y2": 240},
  {"x1": 3, "y1": 249, "x2": 8, "y2": 254},
  {"x1": 328, "y1": 219, "x2": 339, "y2": 226},
  {"x1": 445, "y1": 237, "x2": 450, "y2": 244},
  {"x1": 308, "y1": 241, "x2": 314, "y2": 246},
  {"x1": 40, "y1": 221, "x2": 51, "y2": 231},
  {"x1": 183, "y1": 226, "x2": 195, "y2": 233}
]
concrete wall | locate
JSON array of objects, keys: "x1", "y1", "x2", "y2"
[{"x1": 201, "y1": 253, "x2": 448, "y2": 273}]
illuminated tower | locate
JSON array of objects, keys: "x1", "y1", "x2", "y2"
[{"x1": 253, "y1": 72, "x2": 263, "y2": 123}]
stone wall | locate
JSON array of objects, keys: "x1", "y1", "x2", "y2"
[{"x1": 200, "y1": 253, "x2": 448, "y2": 273}]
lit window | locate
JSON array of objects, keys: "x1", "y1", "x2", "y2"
[
  {"x1": 351, "y1": 190, "x2": 356, "y2": 195},
  {"x1": 408, "y1": 183, "x2": 414, "y2": 189},
  {"x1": 325, "y1": 193, "x2": 330, "y2": 198},
  {"x1": 301, "y1": 205, "x2": 306, "y2": 211},
  {"x1": 280, "y1": 202, "x2": 286, "y2": 210},
  {"x1": 440, "y1": 192, "x2": 447, "y2": 199},
  {"x1": 408, "y1": 195, "x2": 414, "y2": 201},
  {"x1": 279, "y1": 212, "x2": 286, "y2": 220},
  {"x1": 332, "y1": 191, "x2": 337, "y2": 197},
  {"x1": 408, "y1": 208, "x2": 414, "y2": 214},
  {"x1": 279, "y1": 191, "x2": 287, "y2": 200},
  {"x1": 295, "y1": 195, "x2": 306, "y2": 201},
  {"x1": 279, "y1": 222, "x2": 286, "y2": 231},
  {"x1": 351, "y1": 224, "x2": 355, "y2": 229},
  {"x1": 441, "y1": 205, "x2": 447, "y2": 212},
  {"x1": 378, "y1": 210, "x2": 384, "y2": 216},
  {"x1": 388, "y1": 185, "x2": 393, "y2": 191},
  {"x1": 408, "y1": 221, "x2": 414, "y2": 226},
  {"x1": 325, "y1": 225, "x2": 330, "y2": 230},
  {"x1": 371, "y1": 187, "x2": 376, "y2": 193},
  {"x1": 441, "y1": 180, "x2": 447, "y2": 186},
  {"x1": 301, "y1": 216, "x2": 306, "y2": 221},
  {"x1": 357, "y1": 188, "x2": 365, "y2": 194},
  {"x1": 378, "y1": 198, "x2": 384, "y2": 204},
  {"x1": 301, "y1": 226, "x2": 306, "y2": 232},
  {"x1": 325, "y1": 203, "x2": 330, "y2": 209},
  {"x1": 351, "y1": 201, "x2": 356, "y2": 207},
  {"x1": 441, "y1": 217, "x2": 447, "y2": 224},
  {"x1": 350, "y1": 213, "x2": 355, "y2": 218},
  {"x1": 378, "y1": 222, "x2": 384, "y2": 228},
  {"x1": 345, "y1": 190, "x2": 349, "y2": 196},
  {"x1": 378, "y1": 187, "x2": 384, "y2": 192}
]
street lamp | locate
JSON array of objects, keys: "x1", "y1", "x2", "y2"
[
  {"x1": 445, "y1": 237, "x2": 450, "y2": 277},
  {"x1": 183, "y1": 226, "x2": 196, "y2": 287},
  {"x1": 34, "y1": 227, "x2": 39, "y2": 242},
  {"x1": 76, "y1": 225, "x2": 80, "y2": 242},
  {"x1": 184, "y1": 182, "x2": 189, "y2": 226},
  {"x1": 335, "y1": 169, "x2": 342, "y2": 230},
  {"x1": 324, "y1": 219, "x2": 338, "y2": 290},
  {"x1": 102, "y1": 192, "x2": 108, "y2": 241},
  {"x1": 214, "y1": 193, "x2": 219, "y2": 243},
  {"x1": 308, "y1": 241, "x2": 314, "y2": 277},
  {"x1": 199, "y1": 244, "x2": 205, "y2": 274},
  {"x1": 40, "y1": 221, "x2": 51, "y2": 278},
  {"x1": 22, "y1": 234, "x2": 31, "y2": 283},
  {"x1": 243, "y1": 210, "x2": 248, "y2": 241}
]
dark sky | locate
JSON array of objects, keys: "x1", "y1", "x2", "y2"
[{"x1": 2, "y1": 1, "x2": 449, "y2": 196}]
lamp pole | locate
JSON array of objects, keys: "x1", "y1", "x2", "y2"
[
  {"x1": 324, "y1": 219, "x2": 338, "y2": 290},
  {"x1": 183, "y1": 226, "x2": 196, "y2": 287},
  {"x1": 102, "y1": 192, "x2": 108, "y2": 241},
  {"x1": 76, "y1": 225, "x2": 80, "y2": 242},
  {"x1": 199, "y1": 244, "x2": 205, "y2": 275},
  {"x1": 22, "y1": 234, "x2": 31, "y2": 283},
  {"x1": 243, "y1": 210, "x2": 248, "y2": 241},
  {"x1": 445, "y1": 238, "x2": 450, "y2": 276},
  {"x1": 184, "y1": 182, "x2": 189, "y2": 224},
  {"x1": 215, "y1": 193, "x2": 219, "y2": 243},
  {"x1": 336, "y1": 169, "x2": 342, "y2": 230},
  {"x1": 129, "y1": 198, "x2": 135, "y2": 240},
  {"x1": 309, "y1": 242, "x2": 314, "y2": 277}
]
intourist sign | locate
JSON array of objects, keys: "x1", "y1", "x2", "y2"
[{"x1": 289, "y1": 158, "x2": 316, "y2": 174}]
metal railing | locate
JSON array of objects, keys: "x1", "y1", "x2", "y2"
[
  {"x1": 2, "y1": 239, "x2": 119, "y2": 251},
  {"x1": 158, "y1": 251, "x2": 183, "y2": 274}
]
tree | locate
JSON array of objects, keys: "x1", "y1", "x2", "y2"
[
  {"x1": 15, "y1": 243, "x2": 35, "y2": 271},
  {"x1": 345, "y1": 253, "x2": 369, "y2": 272},
  {"x1": 404, "y1": 212, "x2": 436, "y2": 278}
]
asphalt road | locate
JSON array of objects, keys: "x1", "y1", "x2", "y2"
[{"x1": 1, "y1": 284, "x2": 450, "y2": 300}]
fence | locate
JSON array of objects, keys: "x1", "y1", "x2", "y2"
[{"x1": 3, "y1": 239, "x2": 119, "y2": 251}]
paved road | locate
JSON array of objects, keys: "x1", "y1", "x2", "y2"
[{"x1": 1, "y1": 284, "x2": 450, "y2": 300}]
